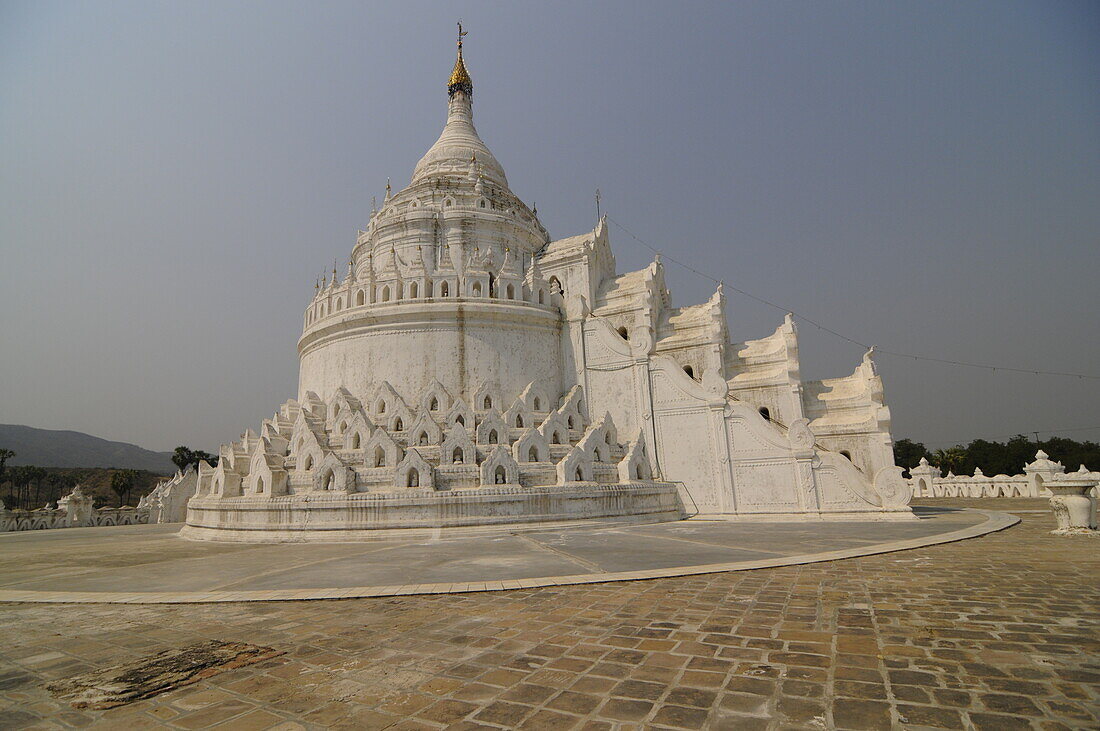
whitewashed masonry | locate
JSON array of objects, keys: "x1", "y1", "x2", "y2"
[{"x1": 184, "y1": 31, "x2": 911, "y2": 541}]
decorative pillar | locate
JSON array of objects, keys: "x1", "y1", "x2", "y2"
[
  {"x1": 909, "y1": 457, "x2": 941, "y2": 498},
  {"x1": 1047, "y1": 473, "x2": 1099, "y2": 534}
]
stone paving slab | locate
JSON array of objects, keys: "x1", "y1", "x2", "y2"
[
  {"x1": 0, "y1": 498, "x2": 1096, "y2": 730},
  {"x1": 0, "y1": 507, "x2": 1012, "y2": 603}
]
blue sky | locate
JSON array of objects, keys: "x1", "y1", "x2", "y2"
[{"x1": 1, "y1": 0, "x2": 1098, "y2": 452}]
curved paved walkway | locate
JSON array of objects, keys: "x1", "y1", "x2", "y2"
[
  {"x1": 3, "y1": 499, "x2": 1094, "y2": 730},
  {"x1": 0, "y1": 507, "x2": 1014, "y2": 603}
]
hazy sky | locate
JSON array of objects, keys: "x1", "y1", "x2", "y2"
[{"x1": 2, "y1": 0, "x2": 1098, "y2": 453}]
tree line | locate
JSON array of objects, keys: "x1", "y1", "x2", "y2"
[
  {"x1": 0, "y1": 449, "x2": 72, "y2": 510},
  {"x1": 172, "y1": 446, "x2": 219, "y2": 472},
  {"x1": 0, "y1": 445, "x2": 216, "y2": 511},
  {"x1": 894, "y1": 434, "x2": 1100, "y2": 478}
]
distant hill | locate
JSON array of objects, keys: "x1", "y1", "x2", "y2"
[{"x1": 0, "y1": 424, "x2": 176, "y2": 474}]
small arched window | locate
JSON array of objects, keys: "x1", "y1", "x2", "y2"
[
  {"x1": 506, "y1": 284, "x2": 515, "y2": 299},
  {"x1": 378, "y1": 401, "x2": 387, "y2": 414},
  {"x1": 528, "y1": 446, "x2": 539, "y2": 462},
  {"x1": 324, "y1": 470, "x2": 336, "y2": 491},
  {"x1": 516, "y1": 414, "x2": 524, "y2": 428},
  {"x1": 759, "y1": 407, "x2": 770, "y2": 421},
  {"x1": 575, "y1": 467, "x2": 584, "y2": 481},
  {"x1": 374, "y1": 447, "x2": 386, "y2": 468},
  {"x1": 551, "y1": 431, "x2": 561, "y2": 445},
  {"x1": 440, "y1": 281, "x2": 449, "y2": 298},
  {"x1": 257, "y1": 476, "x2": 266, "y2": 493},
  {"x1": 394, "y1": 417, "x2": 403, "y2": 431},
  {"x1": 567, "y1": 415, "x2": 575, "y2": 429},
  {"x1": 483, "y1": 395, "x2": 492, "y2": 409},
  {"x1": 472, "y1": 281, "x2": 483, "y2": 297},
  {"x1": 303, "y1": 454, "x2": 314, "y2": 471},
  {"x1": 635, "y1": 464, "x2": 645, "y2": 480},
  {"x1": 683, "y1": 365, "x2": 694, "y2": 379},
  {"x1": 430, "y1": 397, "x2": 439, "y2": 411},
  {"x1": 419, "y1": 432, "x2": 428, "y2": 446},
  {"x1": 356, "y1": 290, "x2": 365, "y2": 306},
  {"x1": 533, "y1": 397, "x2": 541, "y2": 411},
  {"x1": 409, "y1": 282, "x2": 419, "y2": 298},
  {"x1": 538, "y1": 289, "x2": 545, "y2": 305},
  {"x1": 381, "y1": 286, "x2": 390, "y2": 302},
  {"x1": 488, "y1": 429, "x2": 498, "y2": 444},
  {"x1": 617, "y1": 326, "x2": 629, "y2": 341},
  {"x1": 350, "y1": 433, "x2": 361, "y2": 450},
  {"x1": 407, "y1": 468, "x2": 420, "y2": 487},
  {"x1": 494, "y1": 465, "x2": 506, "y2": 484},
  {"x1": 453, "y1": 447, "x2": 464, "y2": 464},
  {"x1": 455, "y1": 414, "x2": 465, "y2": 427}
]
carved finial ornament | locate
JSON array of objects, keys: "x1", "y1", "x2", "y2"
[{"x1": 449, "y1": 21, "x2": 473, "y2": 97}]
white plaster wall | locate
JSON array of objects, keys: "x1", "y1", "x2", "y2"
[
  {"x1": 813, "y1": 435, "x2": 878, "y2": 477},
  {"x1": 648, "y1": 361, "x2": 728, "y2": 513},
  {"x1": 580, "y1": 319, "x2": 643, "y2": 438},
  {"x1": 728, "y1": 384, "x2": 797, "y2": 427},
  {"x1": 299, "y1": 302, "x2": 561, "y2": 405}
]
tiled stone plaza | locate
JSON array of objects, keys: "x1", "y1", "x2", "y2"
[
  {"x1": 0, "y1": 508, "x2": 1008, "y2": 603},
  {"x1": 1, "y1": 498, "x2": 1097, "y2": 729}
]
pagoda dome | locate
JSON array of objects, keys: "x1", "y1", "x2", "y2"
[{"x1": 411, "y1": 32, "x2": 509, "y2": 188}]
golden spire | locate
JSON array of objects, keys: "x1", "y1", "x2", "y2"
[{"x1": 448, "y1": 21, "x2": 473, "y2": 97}]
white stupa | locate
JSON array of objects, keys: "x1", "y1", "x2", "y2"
[{"x1": 183, "y1": 28, "x2": 911, "y2": 542}]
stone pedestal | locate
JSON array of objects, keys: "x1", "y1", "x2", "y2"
[{"x1": 1047, "y1": 477, "x2": 1099, "y2": 534}]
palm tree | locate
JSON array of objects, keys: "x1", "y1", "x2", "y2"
[
  {"x1": 9, "y1": 465, "x2": 32, "y2": 509},
  {"x1": 0, "y1": 449, "x2": 14, "y2": 506},
  {"x1": 172, "y1": 446, "x2": 195, "y2": 473},
  {"x1": 30, "y1": 466, "x2": 47, "y2": 507},
  {"x1": 110, "y1": 469, "x2": 139, "y2": 507},
  {"x1": 931, "y1": 447, "x2": 967, "y2": 476}
]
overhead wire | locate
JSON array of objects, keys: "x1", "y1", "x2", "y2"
[{"x1": 604, "y1": 215, "x2": 1100, "y2": 381}]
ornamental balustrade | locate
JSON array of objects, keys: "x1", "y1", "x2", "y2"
[
  {"x1": 907, "y1": 451, "x2": 1099, "y2": 499},
  {"x1": 0, "y1": 485, "x2": 149, "y2": 532}
]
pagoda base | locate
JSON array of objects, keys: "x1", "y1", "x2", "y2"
[{"x1": 181, "y1": 482, "x2": 684, "y2": 543}]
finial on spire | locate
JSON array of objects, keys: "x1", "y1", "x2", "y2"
[
  {"x1": 385, "y1": 178, "x2": 392, "y2": 201},
  {"x1": 448, "y1": 21, "x2": 473, "y2": 97}
]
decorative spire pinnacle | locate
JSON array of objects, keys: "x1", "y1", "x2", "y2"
[
  {"x1": 385, "y1": 178, "x2": 392, "y2": 201},
  {"x1": 448, "y1": 21, "x2": 473, "y2": 97}
]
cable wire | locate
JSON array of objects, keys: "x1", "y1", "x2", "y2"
[{"x1": 605, "y1": 215, "x2": 1100, "y2": 381}]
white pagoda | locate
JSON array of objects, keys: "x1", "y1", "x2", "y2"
[{"x1": 183, "y1": 29, "x2": 910, "y2": 541}]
